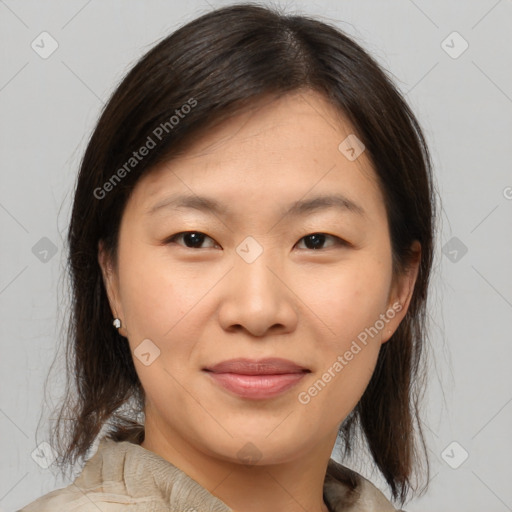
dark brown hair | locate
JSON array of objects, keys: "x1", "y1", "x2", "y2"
[{"x1": 45, "y1": 3, "x2": 436, "y2": 506}]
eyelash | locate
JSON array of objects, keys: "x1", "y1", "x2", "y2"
[{"x1": 163, "y1": 231, "x2": 350, "y2": 251}]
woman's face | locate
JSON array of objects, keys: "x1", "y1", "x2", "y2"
[{"x1": 100, "y1": 90, "x2": 419, "y2": 465}]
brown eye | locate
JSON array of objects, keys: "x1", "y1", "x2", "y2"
[
  {"x1": 165, "y1": 231, "x2": 219, "y2": 249},
  {"x1": 295, "y1": 233, "x2": 348, "y2": 250}
]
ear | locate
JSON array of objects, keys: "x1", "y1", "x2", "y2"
[
  {"x1": 380, "y1": 240, "x2": 421, "y2": 344},
  {"x1": 98, "y1": 240, "x2": 127, "y2": 338}
]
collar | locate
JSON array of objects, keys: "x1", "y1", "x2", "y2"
[{"x1": 74, "y1": 436, "x2": 398, "y2": 511}]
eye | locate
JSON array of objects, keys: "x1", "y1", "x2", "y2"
[
  {"x1": 295, "y1": 233, "x2": 348, "y2": 250},
  {"x1": 165, "y1": 231, "x2": 219, "y2": 249},
  {"x1": 164, "y1": 231, "x2": 349, "y2": 251}
]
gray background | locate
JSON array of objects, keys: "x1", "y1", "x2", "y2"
[{"x1": 1, "y1": 0, "x2": 511, "y2": 511}]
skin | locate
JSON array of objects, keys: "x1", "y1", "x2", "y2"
[{"x1": 99, "y1": 89, "x2": 420, "y2": 512}]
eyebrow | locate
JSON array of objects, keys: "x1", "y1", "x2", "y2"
[{"x1": 146, "y1": 192, "x2": 366, "y2": 219}]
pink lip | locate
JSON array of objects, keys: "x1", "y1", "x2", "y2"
[{"x1": 202, "y1": 358, "x2": 310, "y2": 400}]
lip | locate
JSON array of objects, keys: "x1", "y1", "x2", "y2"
[
  {"x1": 202, "y1": 358, "x2": 310, "y2": 400},
  {"x1": 203, "y1": 357, "x2": 309, "y2": 375}
]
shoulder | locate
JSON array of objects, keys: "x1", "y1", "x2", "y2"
[
  {"x1": 16, "y1": 483, "x2": 147, "y2": 512},
  {"x1": 16, "y1": 436, "x2": 181, "y2": 512},
  {"x1": 17, "y1": 440, "x2": 138, "y2": 512},
  {"x1": 16, "y1": 484, "x2": 128, "y2": 511},
  {"x1": 324, "y1": 458, "x2": 405, "y2": 512}
]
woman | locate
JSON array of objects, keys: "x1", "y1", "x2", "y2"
[{"x1": 19, "y1": 3, "x2": 436, "y2": 511}]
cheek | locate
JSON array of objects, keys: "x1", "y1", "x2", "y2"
[
  {"x1": 296, "y1": 271, "x2": 386, "y2": 422},
  {"x1": 293, "y1": 256, "x2": 391, "y2": 413},
  {"x1": 116, "y1": 243, "x2": 198, "y2": 342},
  {"x1": 116, "y1": 255, "x2": 207, "y2": 399},
  {"x1": 298, "y1": 257, "x2": 392, "y2": 346},
  {"x1": 116, "y1": 246, "x2": 230, "y2": 377}
]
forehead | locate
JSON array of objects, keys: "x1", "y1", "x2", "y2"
[{"x1": 129, "y1": 90, "x2": 386, "y2": 221}]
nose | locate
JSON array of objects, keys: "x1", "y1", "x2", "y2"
[{"x1": 217, "y1": 248, "x2": 298, "y2": 337}]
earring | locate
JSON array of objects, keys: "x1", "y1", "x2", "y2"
[{"x1": 113, "y1": 318, "x2": 121, "y2": 329}]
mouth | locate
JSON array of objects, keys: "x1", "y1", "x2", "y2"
[
  {"x1": 202, "y1": 358, "x2": 311, "y2": 400},
  {"x1": 202, "y1": 357, "x2": 310, "y2": 375}
]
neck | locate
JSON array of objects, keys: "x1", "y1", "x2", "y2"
[{"x1": 141, "y1": 418, "x2": 336, "y2": 512}]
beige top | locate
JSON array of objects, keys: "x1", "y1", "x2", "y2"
[{"x1": 18, "y1": 436, "x2": 403, "y2": 511}]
